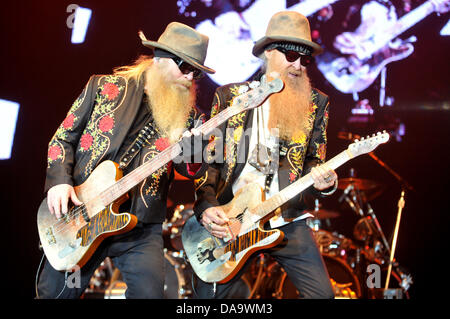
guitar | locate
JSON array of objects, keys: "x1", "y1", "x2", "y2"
[
  {"x1": 196, "y1": 0, "x2": 345, "y2": 85},
  {"x1": 182, "y1": 132, "x2": 390, "y2": 283},
  {"x1": 37, "y1": 75, "x2": 283, "y2": 272},
  {"x1": 317, "y1": 0, "x2": 450, "y2": 93}
]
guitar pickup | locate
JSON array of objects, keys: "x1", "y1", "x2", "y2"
[{"x1": 46, "y1": 227, "x2": 56, "y2": 245}]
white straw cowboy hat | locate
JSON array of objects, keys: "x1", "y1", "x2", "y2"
[
  {"x1": 139, "y1": 22, "x2": 215, "y2": 74},
  {"x1": 252, "y1": 11, "x2": 323, "y2": 57}
]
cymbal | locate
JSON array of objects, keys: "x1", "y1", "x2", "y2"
[
  {"x1": 338, "y1": 178, "x2": 382, "y2": 191},
  {"x1": 307, "y1": 209, "x2": 340, "y2": 219},
  {"x1": 338, "y1": 178, "x2": 385, "y2": 201}
]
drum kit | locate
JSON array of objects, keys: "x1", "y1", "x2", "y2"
[{"x1": 82, "y1": 170, "x2": 413, "y2": 299}]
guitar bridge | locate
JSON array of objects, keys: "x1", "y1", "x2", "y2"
[{"x1": 46, "y1": 227, "x2": 56, "y2": 245}]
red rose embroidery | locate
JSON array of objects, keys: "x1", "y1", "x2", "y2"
[
  {"x1": 99, "y1": 115, "x2": 114, "y2": 132},
  {"x1": 289, "y1": 172, "x2": 297, "y2": 182},
  {"x1": 101, "y1": 83, "x2": 119, "y2": 100},
  {"x1": 317, "y1": 144, "x2": 326, "y2": 161},
  {"x1": 62, "y1": 113, "x2": 75, "y2": 129},
  {"x1": 155, "y1": 138, "x2": 170, "y2": 151},
  {"x1": 80, "y1": 133, "x2": 93, "y2": 150},
  {"x1": 48, "y1": 145, "x2": 61, "y2": 161}
]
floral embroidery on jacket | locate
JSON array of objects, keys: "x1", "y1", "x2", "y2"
[
  {"x1": 47, "y1": 80, "x2": 88, "y2": 167},
  {"x1": 285, "y1": 95, "x2": 322, "y2": 183},
  {"x1": 139, "y1": 112, "x2": 198, "y2": 206},
  {"x1": 80, "y1": 75, "x2": 126, "y2": 175}
]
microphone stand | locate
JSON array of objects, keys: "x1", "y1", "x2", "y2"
[{"x1": 385, "y1": 190, "x2": 405, "y2": 290}]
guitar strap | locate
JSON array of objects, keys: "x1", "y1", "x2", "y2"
[
  {"x1": 118, "y1": 119, "x2": 157, "y2": 170},
  {"x1": 264, "y1": 141, "x2": 288, "y2": 193}
]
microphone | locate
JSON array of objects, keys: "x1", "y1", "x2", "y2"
[{"x1": 338, "y1": 184, "x2": 353, "y2": 202}]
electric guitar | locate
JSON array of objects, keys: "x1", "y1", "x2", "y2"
[
  {"x1": 196, "y1": 0, "x2": 345, "y2": 85},
  {"x1": 182, "y1": 132, "x2": 390, "y2": 283},
  {"x1": 317, "y1": 0, "x2": 450, "y2": 93},
  {"x1": 37, "y1": 75, "x2": 283, "y2": 272}
]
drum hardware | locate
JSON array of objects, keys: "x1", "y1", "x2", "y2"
[{"x1": 337, "y1": 165, "x2": 413, "y2": 298}]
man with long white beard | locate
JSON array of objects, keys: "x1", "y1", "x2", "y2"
[
  {"x1": 193, "y1": 11, "x2": 338, "y2": 299},
  {"x1": 36, "y1": 22, "x2": 214, "y2": 298}
]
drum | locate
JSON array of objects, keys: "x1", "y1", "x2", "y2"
[
  {"x1": 252, "y1": 254, "x2": 361, "y2": 299},
  {"x1": 103, "y1": 251, "x2": 192, "y2": 299},
  {"x1": 163, "y1": 204, "x2": 194, "y2": 251},
  {"x1": 313, "y1": 229, "x2": 355, "y2": 257}
]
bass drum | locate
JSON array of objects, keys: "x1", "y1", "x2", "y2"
[
  {"x1": 104, "y1": 251, "x2": 192, "y2": 299},
  {"x1": 254, "y1": 254, "x2": 361, "y2": 299}
]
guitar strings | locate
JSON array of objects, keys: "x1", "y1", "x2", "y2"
[
  {"x1": 50, "y1": 143, "x2": 176, "y2": 235},
  {"x1": 47, "y1": 97, "x2": 258, "y2": 236}
]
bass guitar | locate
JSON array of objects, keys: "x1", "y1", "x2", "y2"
[
  {"x1": 37, "y1": 75, "x2": 283, "y2": 271},
  {"x1": 182, "y1": 132, "x2": 390, "y2": 283}
]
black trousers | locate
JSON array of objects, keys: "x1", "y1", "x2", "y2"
[
  {"x1": 194, "y1": 219, "x2": 335, "y2": 299},
  {"x1": 36, "y1": 223, "x2": 165, "y2": 299}
]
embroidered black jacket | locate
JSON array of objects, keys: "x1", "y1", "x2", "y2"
[{"x1": 45, "y1": 74, "x2": 206, "y2": 223}]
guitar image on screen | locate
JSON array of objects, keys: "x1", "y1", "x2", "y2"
[{"x1": 316, "y1": 0, "x2": 449, "y2": 94}]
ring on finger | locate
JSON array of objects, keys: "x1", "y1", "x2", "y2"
[
  {"x1": 324, "y1": 175, "x2": 333, "y2": 183},
  {"x1": 208, "y1": 222, "x2": 213, "y2": 231}
]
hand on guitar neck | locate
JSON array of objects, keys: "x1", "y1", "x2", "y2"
[
  {"x1": 46, "y1": 184, "x2": 83, "y2": 219},
  {"x1": 311, "y1": 163, "x2": 338, "y2": 191}
]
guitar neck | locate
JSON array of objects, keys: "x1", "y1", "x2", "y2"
[
  {"x1": 99, "y1": 143, "x2": 182, "y2": 205},
  {"x1": 98, "y1": 106, "x2": 242, "y2": 205},
  {"x1": 291, "y1": 0, "x2": 342, "y2": 16},
  {"x1": 391, "y1": 1, "x2": 437, "y2": 39},
  {"x1": 251, "y1": 149, "x2": 353, "y2": 220},
  {"x1": 96, "y1": 77, "x2": 283, "y2": 207}
]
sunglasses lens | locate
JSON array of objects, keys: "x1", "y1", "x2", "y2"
[
  {"x1": 177, "y1": 60, "x2": 203, "y2": 79},
  {"x1": 284, "y1": 50, "x2": 301, "y2": 63},
  {"x1": 277, "y1": 47, "x2": 313, "y2": 66},
  {"x1": 300, "y1": 55, "x2": 313, "y2": 66}
]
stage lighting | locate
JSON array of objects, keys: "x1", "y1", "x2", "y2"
[
  {"x1": 71, "y1": 7, "x2": 92, "y2": 44},
  {"x1": 0, "y1": 99, "x2": 20, "y2": 160}
]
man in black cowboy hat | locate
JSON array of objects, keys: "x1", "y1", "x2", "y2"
[
  {"x1": 193, "y1": 11, "x2": 337, "y2": 299},
  {"x1": 36, "y1": 22, "x2": 214, "y2": 299}
]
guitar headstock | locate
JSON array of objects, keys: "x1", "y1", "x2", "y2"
[
  {"x1": 347, "y1": 131, "x2": 390, "y2": 158},
  {"x1": 229, "y1": 75, "x2": 284, "y2": 115},
  {"x1": 431, "y1": 0, "x2": 450, "y2": 14}
]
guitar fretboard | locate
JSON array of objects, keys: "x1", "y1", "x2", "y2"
[
  {"x1": 391, "y1": 1, "x2": 437, "y2": 39},
  {"x1": 251, "y1": 149, "x2": 353, "y2": 220},
  {"x1": 96, "y1": 78, "x2": 282, "y2": 207}
]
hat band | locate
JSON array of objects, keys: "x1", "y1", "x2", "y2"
[
  {"x1": 265, "y1": 42, "x2": 312, "y2": 56},
  {"x1": 153, "y1": 48, "x2": 178, "y2": 59}
]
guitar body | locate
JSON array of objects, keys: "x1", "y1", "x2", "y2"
[
  {"x1": 37, "y1": 160, "x2": 138, "y2": 271},
  {"x1": 183, "y1": 132, "x2": 390, "y2": 283},
  {"x1": 182, "y1": 183, "x2": 284, "y2": 283},
  {"x1": 317, "y1": 43, "x2": 414, "y2": 93}
]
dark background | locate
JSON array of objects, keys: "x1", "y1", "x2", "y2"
[{"x1": 1, "y1": 0, "x2": 449, "y2": 299}]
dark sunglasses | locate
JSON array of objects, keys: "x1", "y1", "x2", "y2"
[
  {"x1": 276, "y1": 47, "x2": 314, "y2": 66},
  {"x1": 171, "y1": 57, "x2": 204, "y2": 79}
]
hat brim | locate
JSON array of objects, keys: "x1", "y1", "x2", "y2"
[
  {"x1": 252, "y1": 36, "x2": 323, "y2": 57},
  {"x1": 142, "y1": 40, "x2": 216, "y2": 74}
]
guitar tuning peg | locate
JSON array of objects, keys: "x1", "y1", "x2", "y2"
[
  {"x1": 238, "y1": 85, "x2": 249, "y2": 94},
  {"x1": 249, "y1": 81, "x2": 260, "y2": 89}
]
